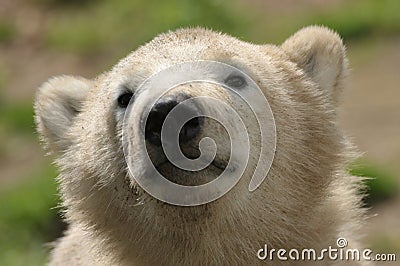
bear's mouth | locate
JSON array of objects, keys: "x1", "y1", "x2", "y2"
[
  {"x1": 154, "y1": 158, "x2": 227, "y2": 186},
  {"x1": 155, "y1": 158, "x2": 226, "y2": 171}
]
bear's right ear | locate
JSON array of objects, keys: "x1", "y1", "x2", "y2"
[{"x1": 34, "y1": 75, "x2": 91, "y2": 154}]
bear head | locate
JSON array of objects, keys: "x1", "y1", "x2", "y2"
[{"x1": 35, "y1": 26, "x2": 351, "y2": 264}]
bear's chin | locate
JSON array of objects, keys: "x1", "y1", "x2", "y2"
[{"x1": 155, "y1": 160, "x2": 225, "y2": 186}]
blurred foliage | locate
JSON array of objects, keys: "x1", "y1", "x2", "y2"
[
  {"x1": 0, "y1": 22, "x2": 16, "y2": 44},
  {"x1": 44, "y1": 0, "x2": 251, "y2": 56},
  {"x1": 0, "y1": 69, "x2": 6, "y2": 94},
  {"x1": 309, "y1": 0, "x2": 400, "y2": 40},
  {"x1": 350, "y1": 159, "x2": 398, "y2": 206},
  {"x1": 39, "y1": 0, "x2": 400, "y2": 56},
  {"x1": 0, "y1": 164, "x2": 63, "y2": 266},
  {"x1": 0, "y1": 103, "x2": 35, "y2": 136},
  {"x1": 30, "y1": 0, "x2": 100, "y2": 6},
  {"x1": 241, "y1": 0, "x2": 400, "y2": 44},
  {"x1": 370, "y1": 235, "x2": 400, "y2": 254}
]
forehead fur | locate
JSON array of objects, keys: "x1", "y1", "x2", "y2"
[{"x1": 110, "y1": 28, "x2": 271, "y2": 77}]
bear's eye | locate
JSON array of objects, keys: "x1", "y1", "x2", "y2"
[
  {"x1": 117, "y1": 91, "x2": 134, "y2": 108},
  {"x1": 224, "y1": 74, "x2": 247, "y2": 89}
]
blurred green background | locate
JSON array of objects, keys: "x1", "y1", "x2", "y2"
[{"x1": 0, "y1": 0, "x2": 399, "y2": 265}]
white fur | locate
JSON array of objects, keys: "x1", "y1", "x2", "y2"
[{"x1": 35, "y1": 26, "x2": 368, "y2": 265}]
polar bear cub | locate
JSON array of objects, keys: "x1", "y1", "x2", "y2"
[{"x1": 35, "y1": 26, "x2": 367, "y2": 265}]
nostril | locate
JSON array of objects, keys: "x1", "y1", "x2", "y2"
[
  {"x1": 145, "y1": 100, "x2": 177, "y2": 146},
  {"x1": 179, "y1": 117, "x2": 203, "y2": 143},
  {"x1": 145, "y1": 96, "x2": 202, "y2": 146}
]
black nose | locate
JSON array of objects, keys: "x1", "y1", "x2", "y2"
[{"x1": 145, "y1": 95, "x2": 203, "y2": 146}]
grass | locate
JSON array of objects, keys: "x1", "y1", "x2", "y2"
[
  {"x1": 0, "y1": 103, "x2": 35, "y2": 136},
  {"x1": 0, "y1": 83, "x2": 59, "y2": 265},
  {"x1": 370, "y1": 235, "x2": 400, "y2": 254},
  {"x1": 0, "y1": 22, "x2": 16, "y2": 44},
  {"x1": 0, "y1": 164, "x2": 63, "y2": 266},
  {"x1": 30, "y1": 0, "x2": 98, "y2": 6},
  {"x1": 44, "y1": 0, "x2": 251, "y2": 56},
  {"x1": 41, "y1": 0, "x2": 400, "y2": 57},
  {"x1": 241, "y1": 0, "x2": 400, "y2": 44},
  {"x1": 0, "y1": 69, "x2": 34, "y2": 137},
  {"x1": 349, "y1": 159, "x2": 398, "y2": 206},
  {"x1": 307, "y1": 0, "x2": 400, "y2": 41}
]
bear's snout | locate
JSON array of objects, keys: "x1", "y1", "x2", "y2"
[{"x1": 145, "y1": 93, "x2": 203, "y2": 146}]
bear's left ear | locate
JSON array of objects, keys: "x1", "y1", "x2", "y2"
[
  {"x1": 34, "y1": 75, "x2": 91, "y2": 154},
  {"x1": 281, "y1": 26, "x2": 348, "y2": 104}
]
